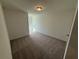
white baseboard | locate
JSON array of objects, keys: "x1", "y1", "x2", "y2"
[
  {"x1": 10, "y1": 35, "x2": 29, "y2": 40},
  {"x1": 36, "y1": 31, "x2": 66, "y2": 42}
]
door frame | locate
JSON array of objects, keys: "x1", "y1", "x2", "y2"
[{"x1": 63, "y1": 5, "x2": 78, "y2": 59}]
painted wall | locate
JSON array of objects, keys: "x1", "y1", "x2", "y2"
[
  {"x1": 31, "y1": 9, "x2": 76, "y2": 41},
  {"x1": 0, "y1": 3, "x2": 12, "y2": 59},
  {"x1": 31, "y1": 0, "x2": 77, "y2": 41},
  {"x1": 3, "y1": 8, "x2": 29, "y2": 40}
]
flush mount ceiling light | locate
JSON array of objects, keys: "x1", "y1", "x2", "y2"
[
  {"x1": 32, "y1": 0, "x2": 48, "y2": 12},
  {"x1": 35, "y1": 5, "x2": 44, "y2": 11}
]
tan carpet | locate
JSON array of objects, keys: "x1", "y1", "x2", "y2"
[{"x1": 11, "y1": 32, "x2": 66, "y2": 59}]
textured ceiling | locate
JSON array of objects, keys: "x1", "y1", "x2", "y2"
[{"x1": 0, "y1": 0, "x2": 77, "y2": 14}]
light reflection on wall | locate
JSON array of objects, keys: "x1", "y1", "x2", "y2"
[{"x1": 28, "y1": 13, "x2": 37, "y2": 34}]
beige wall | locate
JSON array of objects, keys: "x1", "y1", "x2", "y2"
[
  {"x1": 30, "y1": 0, "x2": 77, "y2": 41},
  {"x1": 31, "y1": 9, "x2": 76, "y2": 41},
  {"x1": 3, "y1": 8, "x2": 29, "y2": 40},
  {"x1": 0, "y1": 3, "x2": 12, "y2": 59}
]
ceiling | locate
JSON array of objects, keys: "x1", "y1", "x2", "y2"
[{"x1": 0, "y1": 0, "x2": 77, "y2": 14}]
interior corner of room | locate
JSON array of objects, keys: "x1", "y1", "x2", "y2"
[{"x1": 0, "y1": 0, "x2": 78, "y2": 59}]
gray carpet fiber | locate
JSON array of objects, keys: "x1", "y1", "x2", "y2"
[{"x1": 11, "y1": 32, "x2": 66, "y2": 59}]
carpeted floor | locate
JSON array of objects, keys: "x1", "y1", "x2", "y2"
[{"x1": 10, "y1": 32, "x2": 66, "y2": 59}]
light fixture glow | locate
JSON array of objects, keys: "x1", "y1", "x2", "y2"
[{"x1": 35, "y1": 5, "x2": 44, "y2": 11}]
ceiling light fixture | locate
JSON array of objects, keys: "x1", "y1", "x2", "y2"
[
  {"x1": 33, "y1": 0, "x2": 48, "y2": 12},
  {"x1": 35, "y1": 5, "x2": 44, "y2": 11}
]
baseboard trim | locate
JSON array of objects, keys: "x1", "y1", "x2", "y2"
[
  {"x1": 10, "y1": 35, "x2": 29, "y2": 41},
  {"x1": 36, "y1": 32, "x2": 66, "y2": 43}
]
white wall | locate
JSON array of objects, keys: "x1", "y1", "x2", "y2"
[
  {"x1": 32, "y1": 10, "x2": 76, "y2": 41},
  {"x1": 0, "y1": 3, "x2": 12, "y2": 59},
  {"x1": 3, "y1": 8, "x2": 29, "y2": 40},
  {"x1": 30, "y1": 0, "x2": 77, "y2": 41}
]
